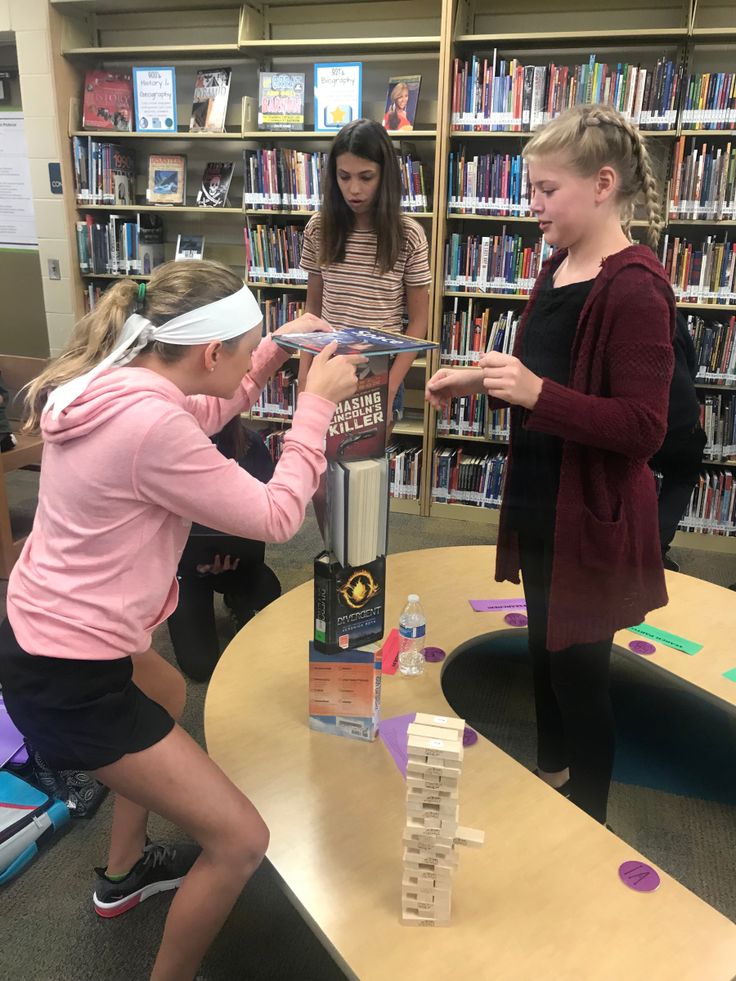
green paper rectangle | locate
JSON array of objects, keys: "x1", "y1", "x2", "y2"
[
  {"x1": 629, "y1": 624, "x2": 703, "y2": 656},
  {"x1": 723, "y1": 668, "x2": 736, "y2": 683}
]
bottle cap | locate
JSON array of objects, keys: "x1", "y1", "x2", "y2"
[{"x1": 408, "y1": 594, "x2": 419, "y2": 603}]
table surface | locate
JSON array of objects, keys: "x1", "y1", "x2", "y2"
[{"x1": 205, "y1": 545, "x2": 736, "y2": 981}]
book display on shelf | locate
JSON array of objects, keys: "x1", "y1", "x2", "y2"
[
  {"x1": 444, "y1": 231, "x2": 553, "y2": 294},
  {"x1": 147, "y1": 154, "x2": 187, "y2": 205},
  {"x1": 383, "y1": 74, "x2": 422, "y2": 132},
  {"x1": 681, "y1": 70, "x2": 736, "y2": 131},
  {"x1": 660, "y1": 234, "x2": 736, "y2": 306},
  {"x1": 175, "y1": 233, "x2": 205, "y2": 261},
  {"x1": 262, "y1": 295, "x2": 306, "y2": 334},
  {"x1": 398, "y1": 152, "x2": 428, "y2": 212},
  {"x1": 196, "y1": 161, "x2": 234, "y2": 207},
  {"x1": 82, "y1": 70, "x2": 133, "y2": 132},
  {"x1": 258, "y1": 71, "x2": 305, "y2": 131},
  {"x1": 679, "y1": 470, "x2": 736, "y2": 536},
  {"x1": 669, "y1": 137, "x2": 736, "y2": 221},
  {"x1": 132, "y1": 67, "x2": 177, "y2": 133},
  {"x1": 448, "y1": 149, "x2": 530, "y2": 216},
  {"x1": 314, "y1": 62, "x2": 362, "y2": 132},
  {"x1": 189, "y1": 67, "x2": 231, "y2": 133},
  {"x1": 437, "y1": 394, "x2": 488, "y2": 438},
  {"x1": 76, "y1": 212, "x2": 164, "y2": 276},
  {"x1": 687, "y1": 313, "x2": 736, "y2": 384},
  {"x1": 441, "y1": 301, "x2": 520, "y2": 365},
  {"x1": 451, "y1": 53, "x2": 680, "y2": 132},
  {"x1": 72, "y1": 137, "x2": 135, "y2": 205},
  {"x1": 139, "y1": 213, "x2": 165, "y2": 273},
  {"x1": 243, "y1": 148, "x2": 325, "y2": 211},
  {"x1": 244, "y1": 223, "x2": 306, "y2": 286}
]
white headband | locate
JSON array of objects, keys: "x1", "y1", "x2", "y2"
[{"x1": 45, "y1": 284, "x2": 263, "y2": 419}]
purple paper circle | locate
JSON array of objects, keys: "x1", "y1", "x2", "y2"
[
  {"x1": 618, "y1": 861, "x2": 661, "y2": 893},
  {"x1": 629, "y1": 640, "x2": 657, "y2": 656},
  {"x1": 463, "y1": 726, "x2": 478, "y2": 746},
  {"x1": 504, "y1": 613, "x2": 528, "y2": 628},
  {"x1": 423, "y1": 646, "x2": 446, "y2": 663}
]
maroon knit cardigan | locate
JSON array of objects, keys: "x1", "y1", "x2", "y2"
[{"x1": 495, "y1": 245, "x2": 676, "y2": 650}]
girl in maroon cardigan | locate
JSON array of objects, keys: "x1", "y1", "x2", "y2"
[{"x1": 426, "y1": 104, "x2": 675, "y2": 824}]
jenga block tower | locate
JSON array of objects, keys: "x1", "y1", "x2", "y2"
[{"x1": 401, "y1": 713, "x2": 484, "y2": 926}]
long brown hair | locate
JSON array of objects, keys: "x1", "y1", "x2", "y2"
[
  {"x1": 523, "y1": 103, "x2": 664, "y2": 249},
  {"x1": 23, "y1": 260, "x2": 245, "y2": 433},
  {"x1": 319, "y1": 118, "x2": 405, "y2": 275}
]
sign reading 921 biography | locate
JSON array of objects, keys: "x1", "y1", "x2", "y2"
[
  {"x1": 133, "y1": 67, "x2": 177, "y2": 133},
  {"x1": 314, "y1": 62, "x2": 362, "y2": 132}
]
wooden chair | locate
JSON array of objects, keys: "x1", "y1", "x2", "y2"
[{"x1": 0, "y1": 356, "x2": 47, "y2": 579}]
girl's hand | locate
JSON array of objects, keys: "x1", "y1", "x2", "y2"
[
  {"x1": 425, "y1": 368, "x2": 484, "y2": 410},
  {"x1": 196, "y1": 554, "x2": 240, "y2": 576},
  {"x1": 303, "y1": 341, "x2": 368, "y2": 404},
  {"x1": 479, "y1": 352, "x2": 543, "y2": 410},
  {"x1": 274, "y1": 312, "x2": 333, "y2": 336}
]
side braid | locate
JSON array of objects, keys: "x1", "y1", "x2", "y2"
[{"x1": 581, "y1": 105, "x2": 664, "y2": 250}]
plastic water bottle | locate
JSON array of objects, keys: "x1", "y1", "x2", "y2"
[{"x1": 398, "y1": 594, "x2": 426, "y2": 676}]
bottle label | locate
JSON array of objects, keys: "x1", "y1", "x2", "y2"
[{"x1": 400, "y1": 623, "x2": 426, "y2": 640}]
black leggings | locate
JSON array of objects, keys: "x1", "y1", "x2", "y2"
[{"x1": 519, "y1": 534, "x2": 615, "y2": 824}]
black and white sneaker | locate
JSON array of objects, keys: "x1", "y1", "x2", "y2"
[{"x1": 93, "y1": 841, "x2": 199, "y2": 918}]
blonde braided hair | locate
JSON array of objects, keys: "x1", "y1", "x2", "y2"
[{"x1": 523, "y1": 103, "x2": 664, "y2": 250}]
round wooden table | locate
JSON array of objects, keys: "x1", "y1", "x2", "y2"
[{"x1": 205, "y1": 546, "x2": 736, "y2": 981}]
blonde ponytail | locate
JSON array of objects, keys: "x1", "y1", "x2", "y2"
[
  {"x1": 23, "y1": 259, "x2": 244, "y2": 433},
  {"x1": 523, "y1": 103, "x2": 664, "y2": 251}
]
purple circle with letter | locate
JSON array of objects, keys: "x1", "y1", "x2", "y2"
[
  {"x1": 423, "y1": 646, "x2": 446, "y2": 663},
  {"x1": 629, "y1": 640, "x2": 657, "y2": 656},
  {"x1": 463, "y1": 726, "x2": 478, "y2": 747},
  {"x1": 504, "y1": 613, "x2": 528, "y2": 628},
  {"x1": 618, "y1": 861, "x2": 661, "y2": 893}
]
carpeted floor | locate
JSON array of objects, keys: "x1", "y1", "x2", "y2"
[{"x1": 0, "y1": 469, "x2": 734, "y2": 980}]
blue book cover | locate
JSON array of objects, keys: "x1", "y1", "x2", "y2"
[{"x1": 314, "y1": 62, "x2": 361, "y2": 132}]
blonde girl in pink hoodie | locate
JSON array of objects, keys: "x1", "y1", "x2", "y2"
[{"x1": 0, "y1": 260, "x2": 362, "y2": 981}]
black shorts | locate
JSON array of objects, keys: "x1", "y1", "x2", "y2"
[{"x1": 0, "y1": 618, "x2": 174, "y2": 771}]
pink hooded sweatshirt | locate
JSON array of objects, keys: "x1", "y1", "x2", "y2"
[{"x1": 7, "y1": 337, "x2": 334, "y2": 660}]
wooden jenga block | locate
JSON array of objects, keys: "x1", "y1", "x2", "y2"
[
  {"x1": 414, "y1": 712, "x2": 465, "y2": 734},
  {"x1": 454, "y1": 825, "x2": 485, "y2": 848},
  {"x1": 404, "y1": 842, "x2": 458, "y2": 863},
  {"x1": 407, "y1": 733, "x2": 464, "y2": 762},
  {"x1": 408, "y1": 722, "x2": 462, "y2": 743},
  {"x1": 406, "y1": 798, "x2": 460, "y2": 817},
  {"x1": 401, "y1": 910, "x2": 451, "y2": 927},
  {"x1": 407, "y1": 758, "x2": 462, "y2": 779}
]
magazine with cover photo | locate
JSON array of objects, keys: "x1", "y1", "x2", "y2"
[{"x1": 189, "y1": 67, "x2": 232, "y2": 133}]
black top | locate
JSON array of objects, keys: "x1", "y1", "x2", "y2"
[
  {"x1": 667, "y1": 311, "x2": 700, "y2": 435},
  {"x1": 506, "y1": 271, "x2": 595, "y2": 537}
]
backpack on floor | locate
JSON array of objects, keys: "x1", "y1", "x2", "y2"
[{"x1": 0, "y1": 770, "x2": 70, "y2": 886}]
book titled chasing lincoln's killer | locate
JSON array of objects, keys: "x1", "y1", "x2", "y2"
[{"x1": 272, "y1": 327, "x2": 436, "y2": 461}]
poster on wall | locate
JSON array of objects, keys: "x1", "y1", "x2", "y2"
[{"x1": 0, "y1": 112, "x2": 38, "y2": 250}]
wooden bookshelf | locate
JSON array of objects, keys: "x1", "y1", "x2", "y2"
[{"x1": 48, "y1": 0, "x2": 736, "y2": 550}]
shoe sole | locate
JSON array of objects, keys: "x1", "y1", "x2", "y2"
[{"x1": 93, "y1": 875, "x2": 184, "y2": 918}]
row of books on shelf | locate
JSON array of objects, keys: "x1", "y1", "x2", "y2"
[
  {"x1": 441, "y1": 303, "x2": 520, "y2": 364},
  {"x1": 680, "y1": 72, "x2": 736, "y2": 130},
  {"x1": 436, "y1": 397, "x2": 510, "y2": 442},
  {"x1": 387, "y1": 443, "x2": 422, "y2": 500},
  {"x1": 444, "y1": 232, "x2": 553, "y2": 294},
  {"x1": 76, "y1": 212, "x2": 164, "y2": 276},
  {"x1": 700, "y1": 393, "x2": 736, "y2": 462},
  {"x1": 245, "y1": 223, "x2": 305, "y2": 285},
  {"x1": 432, "y1": 448, "x2": 507, "y2": 508},
  {"x1": 72, "y1": 138, "x2": 428, "y2": 213},
  {"x1": 688, "y1": 313, "x2": 736, "y2": 384},
  {"x1": 243, "y1": 147, "x2": 428, "y2": 213},
  {"x1": 661, "y1": 235, "x2": 736, "y2": 305},
  {"x1": 83, "y1": 66, "x2": 424, "y2": 135},
  {"x1": 250, "y1": 370, "x2": 296, "y2": 419},
  {"x1": 678, "y1": 470, "x2": 736, "y2": 536},
  {"x1": 451, "y1": 55, "x2": 680, "y2": 133},
  {"x1": 669, "y1": 137, "x2": 736, "y2": 221},
  {"x1": 448, "y1": 150, "x2": 530, "y2": 216},
  {"x1": 262, "y1": 296, "x2": 305, "y2": 334}
]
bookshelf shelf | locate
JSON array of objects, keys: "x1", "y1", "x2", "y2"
[
  {"x1": 430, "y1": 502, "x2": 501, "y2": 524},
  {"x1": 454, "y1": 29, "x2": 689, "y2": 46},
  {"x1": 244, "y1": 209, "x2": 434, "y2": 219},
  {"x1": 241, "y1": 130, "x2": 438, "y2": 140},
  {"x1": 238, "y1": 37, "x2": 442, "y2": 56},
  {"x1": 82, "y1": 272, "x2": 152, "y2": 280},
  {"x1": 78, "y1": 204, "x2": 244, "y2": 215},
  {"x1": 249, "y1": 414, "x2": 293, "y2": 425},
  {"x1": 389, "y1": 497, "x2": 422, "y2": 515},
  {"x1": 449, "y1": 129, "x2": 678, "y2": 139},
  {"x1": 393, "y1": 418, "x2": 425, "y2": 437},
  {"x1": 63, "y1": 44, "x2": 242, "y2": 59},
  {"x1": 247, "y1": 281, "x2": 309, "y2": 291},
  {"x1": 435, "y1": 432, "x2": 509, "y2": 445},
  {"x1": 70, "y1": 129, "x2": 244, "y2": 141},
  {"x1": 667, "y1": 219, "x2": 736, "y2": 226},
  {"x1": 443, "y1": 290, "x2": 530, "y2": 300},
  {"x1": 695, "y1": 383, "x2": 736, "y2": 391},
  {"x1": 679, "y1": 130, "x2": 736, "y2": 137}
]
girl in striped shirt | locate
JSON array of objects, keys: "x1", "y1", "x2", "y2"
[{"x1": 298, "y1": 118, "x2": 431, "y2": 412}]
